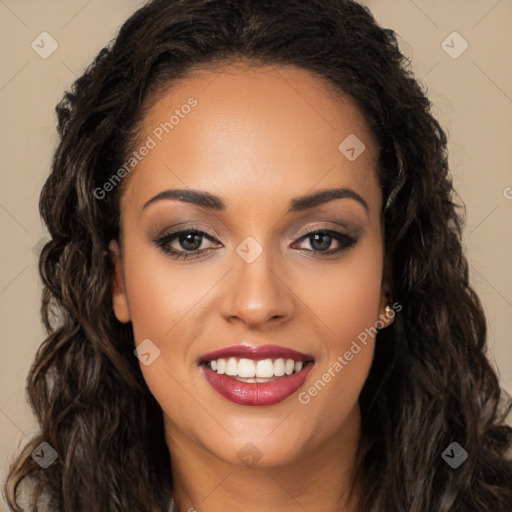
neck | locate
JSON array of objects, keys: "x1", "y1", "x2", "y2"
[{"x1": 165, "y1": 404, "x2": 363, "y2": 512}]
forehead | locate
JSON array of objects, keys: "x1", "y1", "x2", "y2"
[{"x1": 121, "y1": 63, "x2": 381, "y2": 215}]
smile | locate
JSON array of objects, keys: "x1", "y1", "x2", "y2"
[
  {"x1": 199, "y1": 344, "x2": 315, "y2": 406},
  {"x1": 207, "y1": 357, "x2": 306, "y2": 380}
]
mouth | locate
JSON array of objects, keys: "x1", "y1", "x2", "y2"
[{"x1": 199, "y1": 345, "x2": 315, "y2": 406}]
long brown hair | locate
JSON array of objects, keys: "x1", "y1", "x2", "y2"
[{"x1": 4, "y1": 0, "x2": 512, "y2": 510}]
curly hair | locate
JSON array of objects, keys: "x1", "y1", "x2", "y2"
[{"x1": 4, "y1": 0, "x2": 512, "y2": 511}]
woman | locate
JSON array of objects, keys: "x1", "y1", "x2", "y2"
[{"x1": 4, "y1": 0, "x2": 512, "y2": 511}]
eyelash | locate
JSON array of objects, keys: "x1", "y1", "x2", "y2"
[{"x1": 153, "y1": 225, "x2": 359, "y2": 260}]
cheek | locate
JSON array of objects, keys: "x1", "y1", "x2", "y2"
[
  {"x1": 119, "y1": 241, "x2": 218, "y2": 407},
  {"x1": 121, "y1": 242, "x2": 215, "y2": 343},
  {"x1": 292, "y1": 242, "x2": 383, "y2": 420},
  {"x1": 297, "y1": 239, "x2": 384, "y2": 346},
  {"x1": 121, "y1": 246, "x2": 211, "y2": 423}
]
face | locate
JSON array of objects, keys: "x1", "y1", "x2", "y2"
[{"x1": 110, "y1": 63, "x2": 392, "y2": 468}]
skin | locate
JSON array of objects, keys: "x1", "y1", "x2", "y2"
[{"x1": 110, "y1": 63, "x2": 394, "y2": 512}]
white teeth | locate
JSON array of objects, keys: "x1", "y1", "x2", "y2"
[
  {"x1": 225, "y1": 357, "x2": 238, "y2": 376},
  {"x1": 238, "y1": 358, "x2": 256, "y2": 378},
  {"x1": 256, "y1": 359, "x2": 274, "y2": 378},
  {"x1": 216, "y1": 359, "x2": 226, "y2": 374},
  {"x1": 274, "y1": 358, "x2": 285, "y2": 376},
  {"x1": 207, "y1": 357, "x2": 308, "y2": 378}
]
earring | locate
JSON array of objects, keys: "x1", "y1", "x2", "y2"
[{"x1": 385, "y1": 305, "x2": 392, "y2": 314}]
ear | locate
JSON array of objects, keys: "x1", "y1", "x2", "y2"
[
  {"x1": 109, "y1": 240, "x2": 131, "y2": 323},
  {"x1": 377, "y1": 254, "x2": 395, "y2": 328}
]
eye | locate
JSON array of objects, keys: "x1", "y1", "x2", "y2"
[
  {"x1": 153, "y1": 227, "x2": 221, "y2": 260},
  {"x1": 292, "y1": 229, "x2": 359, "y2": 256},
  {"x1": 153, "y1": 226, "x2": 359, "y2": 260}
]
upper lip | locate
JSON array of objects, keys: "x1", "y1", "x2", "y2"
[{"x1": 199, "y1": 344, "x2": 314, "y2": 363}]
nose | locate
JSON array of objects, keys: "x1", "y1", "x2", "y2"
[{"x1": 219, "y1": 245, "x2": 295, "y2": 329}]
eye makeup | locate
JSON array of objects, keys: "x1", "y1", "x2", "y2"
[{"x1": 152, "y1": 223, "x2": 360, "y2": 261}]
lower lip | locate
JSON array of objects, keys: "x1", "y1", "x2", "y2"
[{"x1": 202, "y1": 363, "x2": 314, "y2": 406}]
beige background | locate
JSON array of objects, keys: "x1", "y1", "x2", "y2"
[{"x1": 1, "y1": 0, "x2": 511, "y2": 506}]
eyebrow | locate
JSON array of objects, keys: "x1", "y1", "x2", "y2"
[
  {"x1": 287, "y1": 188, "x2": 369, "y2": 214},
  {"x1": 143, "y1": 189, "x2": 225, "y2": 211},
  {"x1": 142, "y1": 187, "x2": 369, "y2": 214}
]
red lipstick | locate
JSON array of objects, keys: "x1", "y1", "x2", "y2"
[
  {"x1": 200, "y1": 344, "x2": 313, "y2": 363},
  {"x1": 199, "y1": 344, "x2": 315, "y2": 407}
]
